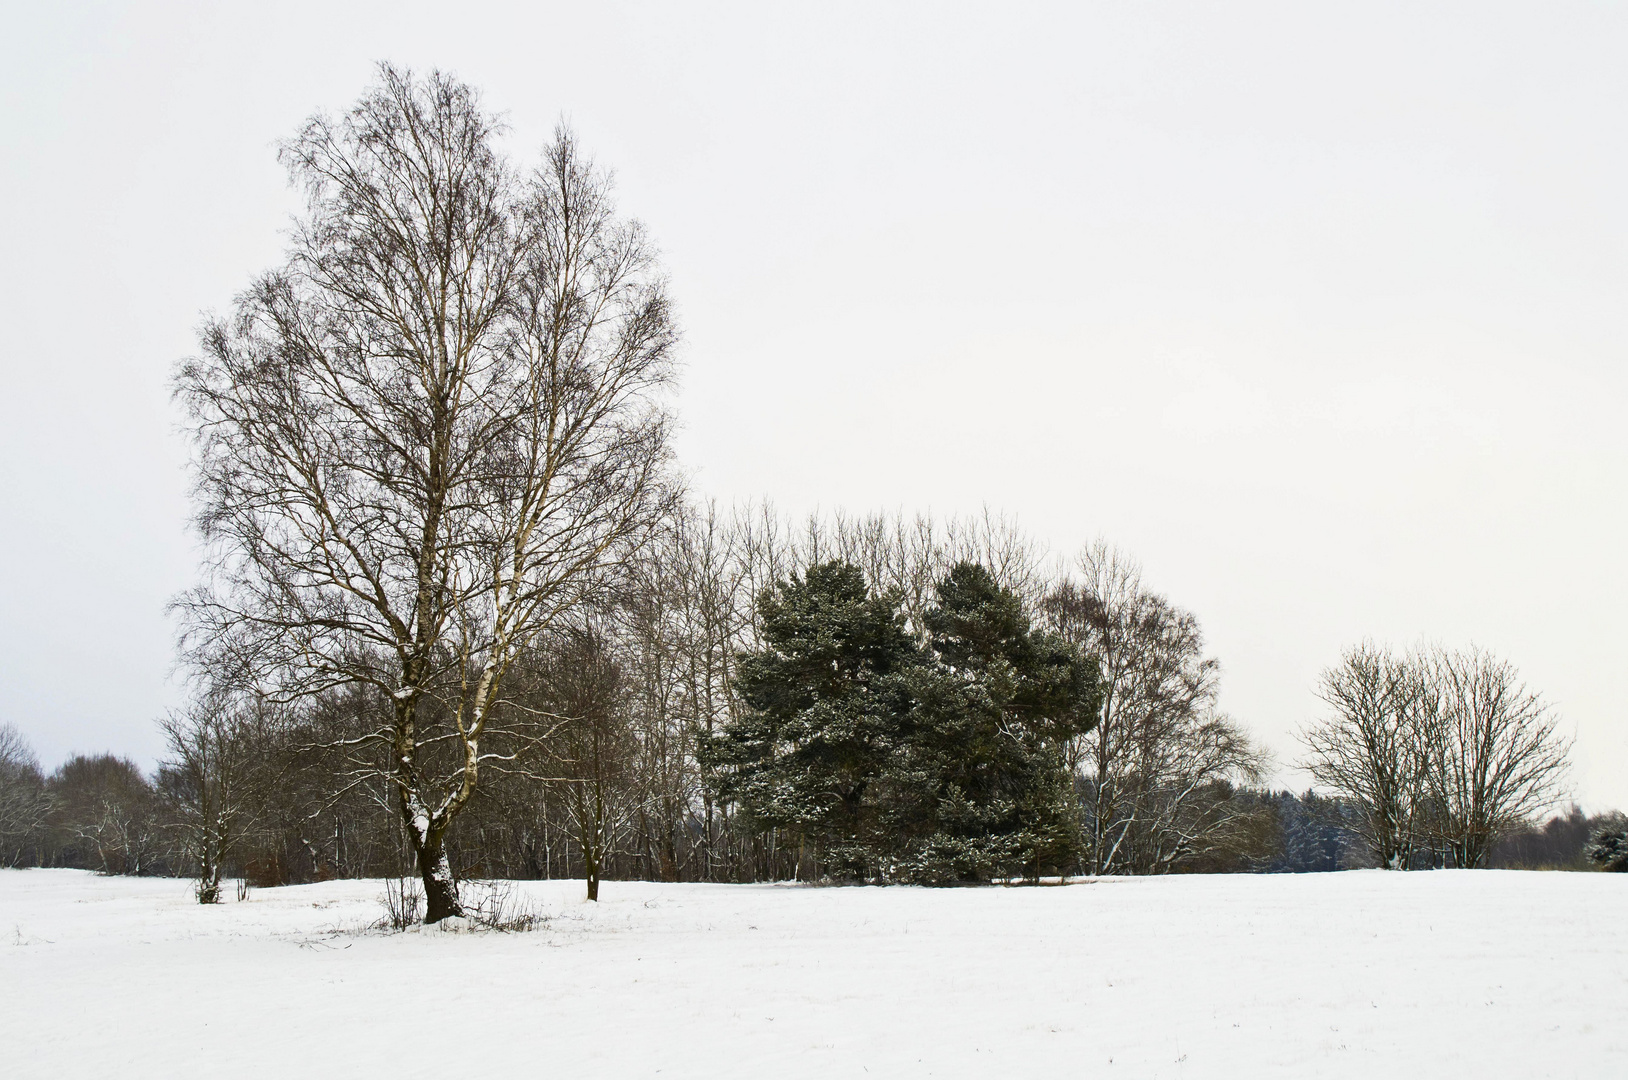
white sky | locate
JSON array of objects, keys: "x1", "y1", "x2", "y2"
[{"x1": 3, "y1": 2, "x2": 1625, "y2": 810}]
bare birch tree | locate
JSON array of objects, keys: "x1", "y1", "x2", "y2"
[
  {"x1": 175, "y1": 66, "x2": 678, "y2": 921},
  {"x1": 656, "y1": 503, "x2": 757, "y2": 877},
  {"x1": 1043, "y1": 541, "x2": 1264, "y2": 875}
]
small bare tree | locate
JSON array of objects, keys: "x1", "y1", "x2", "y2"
[
  {"x1": 0, "y1": 724, "x2": 50, "y2": 867},
  {"x1": 175, "y1": 66, "x2": 678, "y2": 921},
  {"x1": 1422, "y1": 647, "x2": 1570, "y2": 868},
  {"x1": 157, "y1": 692, "x2": 271, "y2": 902},
  {"x1": 1300, "y1": 643, "x2": 1569, "y2": 869},
  {"x1": 1299, "y1": 642, "x2": 1435, "y2": 869},
  {"x1": 531, "y1": 624, "x2": 640, "y2": 900}
]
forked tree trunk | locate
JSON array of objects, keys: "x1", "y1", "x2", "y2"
[{"x1": 197, "y1": 850, "x2": 222, "y2": 904}]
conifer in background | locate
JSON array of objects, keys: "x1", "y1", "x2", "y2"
[
  {"x1": 1587, "y1": 817, "x2": 1628, "y2": 871},
  {"x1": 704, "y1": 560, "x2": 1100, "y2": 884},
  {"x1": 889, "y1": 563, "x2": 1100, "y2": 883},
  {"x1": 702, "y1": 561, "x2": 919, "y2": 880}
]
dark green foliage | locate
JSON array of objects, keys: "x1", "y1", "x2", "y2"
[
  {"x1": 702, "y1": 561, "x2": 920, "y2": 879},
  {"x1": 887, "y1": 563, "x2": 1100, "y2": 883},
  {"x1": 1257, "y1": 789, "x2": 1363, "y2": 872},
  {"x1": 702, "y1": 560, "x2": 1099, "y2": 884},
  {"x1": 1587, "y1": 823, "x2": 1628, "y2": 872}
]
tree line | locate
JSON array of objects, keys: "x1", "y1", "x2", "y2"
[
  {"x1": 3, "y1": 504, "x2": 1613, "y2": 899},
  {"x1": 0, "y1": 501, "x2": 1279, "y2": 892}
]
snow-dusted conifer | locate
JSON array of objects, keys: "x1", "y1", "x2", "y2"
[
  {"x1": 702, "y1": 561, "x2": 917, "y2": 880},
  {"x1": 887, "y1": 563, "x2": 1098, "y2": 883},
  {"x1": 1587, "y1": 818, "x2": 1628, "y2": 872}
]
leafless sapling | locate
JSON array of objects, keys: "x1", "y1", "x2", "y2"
[
  {"x1": 1420, "y1": 646, "x2": 1570, "y2": 868},
  {"x1": 157, "y1": 691, "x2": 272, "y2": 902}
]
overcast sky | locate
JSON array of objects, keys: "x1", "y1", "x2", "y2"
[{"x1": 3, "y1": 2, "x2": 1625, "y2": 809}]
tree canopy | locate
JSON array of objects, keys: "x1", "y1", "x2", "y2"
[{"x1": 704, "y1": 560, "x2": 1100, "y2": 883}]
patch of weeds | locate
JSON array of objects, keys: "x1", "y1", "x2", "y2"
[
  {"x1": 375, "y1": 875, "x2": 423, "y2": 931},
  {"x1": 373, "y1": 877, "x2": 547, "y2": 933},
  {"x1": 460, "y1": 879, "x2": 548, "y2": 932}
]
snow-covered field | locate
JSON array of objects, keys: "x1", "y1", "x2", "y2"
[{"x1": 2, "y1": 868, "x2": 1622, "y2": 1078}]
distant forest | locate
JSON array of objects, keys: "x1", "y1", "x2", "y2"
[{"x1": 0, "y1": 711, "x2": 1616, "y2": 887}]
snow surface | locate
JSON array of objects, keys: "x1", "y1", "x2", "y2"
[{"x1": 2, "y1": 868, "x2": 1623, "y2": 1078}]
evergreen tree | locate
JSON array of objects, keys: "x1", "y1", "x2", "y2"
[
  {"x1": 1263, "y1": 789, "x2": 1353, "y2": 873},
  {"x1": 888, "y1": 563, "x2": 1100, "y2": 883},
  {"x1": 701, "y1": 561, "x2": 919, "y2": 880},
  {"x1": 1587, "y1": 819, "x2": 1628, "y2": 872}
]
